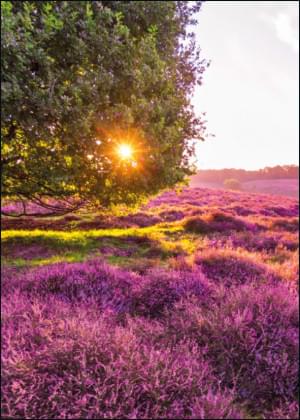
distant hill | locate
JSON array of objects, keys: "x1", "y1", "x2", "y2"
[
  {"x1": 191, "y1": 165, "x2": 299, "y2": 183},
  {"x1": 190, "y1": 165, "x2": 299, "y2": 198},
  {"x1": 189, "y1": 178, "x2": 299, "y2": 197},
  {"x1": 242, "y1": 179, "x2": 299, "y2": 197}
]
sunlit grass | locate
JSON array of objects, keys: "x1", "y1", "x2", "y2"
[
  {"x1": 2, "y1": 253, "x2": 88, "y2": 268},
  {"x1": 1, "y1": 225, "x2": 183, "y2": 248},
  {"x1": 1, "y1": 225, "x2": 187, "y2": 268}
]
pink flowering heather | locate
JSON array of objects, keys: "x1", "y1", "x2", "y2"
[
  {"x1": 2, "y1": 186, "x2": 299, "y2": 419},
  {"x1": 184, "y1": 211, "x2": 259, "y2": 235},
  {"x1": 130, "y1": 267, "x2": 211, "y2": 318},
  {"x1": 194, "y1": 249, "x2": 281, "y2": 287},
  {"x1": 163, "y1": 283, "x2": 298, "y2": 412}
]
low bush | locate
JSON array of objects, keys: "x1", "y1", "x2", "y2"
[
  {"x1": 194, "y1": 250, "x2": 280, "y2": 287},
  {"x1": 184, "y1": 216, "x2": 213, "y2": 234},
  {"x1": 184, "y1": 212, "x2": 256, "y2": 235},
  {"x1": 130, "y1": 268, "x2": 211, "y2": 318},
  {"x1": 272, "y1": 218, "x2": 299, "y2": 232}
]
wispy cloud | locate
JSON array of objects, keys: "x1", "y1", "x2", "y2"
[
  {"x1": 260, "y1": 5, "x2": 299, "y2": 53},
  {"x1": 273, "y1": 12, "x2": 299, "y2": 53}
]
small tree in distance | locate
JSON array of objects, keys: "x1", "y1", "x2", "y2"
[{"x1": 223, "y1": 178, "x2": 242, "y2": 191}]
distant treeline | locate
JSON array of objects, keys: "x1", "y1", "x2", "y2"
[{"x1": 194, "y1": 165, "x2": 299, "y2": 183}]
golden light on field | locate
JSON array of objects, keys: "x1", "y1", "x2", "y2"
[{"x1": 117, "y1": 143, "x2": 133, "y2": 160}]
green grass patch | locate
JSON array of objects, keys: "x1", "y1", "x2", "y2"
[
  {"x1": 2, "y1": 251, "x2": 89, "y2": 268},
  {"x1": 2, "y1": 225, "x2": 182, "y2": 243},
  {"x1": 1, "y1": 225, "x2": 185, "y2": 269},
  {"x1": 1, "y1": 226, "x2": 183, "y2": 255}
]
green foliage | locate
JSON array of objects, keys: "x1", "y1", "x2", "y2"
[{"x1": 1, "y1": 1, "x2": 207, "y2": 213}]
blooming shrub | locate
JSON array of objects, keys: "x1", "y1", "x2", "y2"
[
  {"x1": 229, "y1": 205, "x2": 256, "y2": 216},
  {"x1": 163, "y1": 284, "x2": 299, "y2": 414},
  {"x1": 194, "y1": 250, "x2": 281, "y2": 287},
  {"x1": 202, "y1": 284, "x2": 299, "y2": 412},
  {"x1": 184, "y1": 211, "x2": 258, "y2": 235},
  {"x1": 272, "y1": 218, "x2": 299, "y2": 232},
  {"x1": 184, "y1": 216, "x2": 214, "y2": 234},
  {"x1": 20, "y1": 260, "x2": 137, "y2": 315},
  {"x1": 219, "y1": 231, "x2": 298, "y2": 252},
  {"x1": 266, "y1": 206, "x2": 298, "y2": 217},
  {"x1": 130, "y1": 268, "x2": 211, "y2": 318},
  {"x1": 119, "y1": 212, "x2": 162, "y2": 227}
]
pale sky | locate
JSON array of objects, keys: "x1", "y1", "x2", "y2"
[{"x1": 193, "y1": 1, "x2": 299, "y2": 170}]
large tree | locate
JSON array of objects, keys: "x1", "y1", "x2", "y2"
[{"x1": 1, "y1": 1, "x2": 208, "y2": 216}]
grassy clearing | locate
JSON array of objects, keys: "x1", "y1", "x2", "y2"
[
  {"x1": 1, "y1": 225, "x2": 183, "y2": 243},
  {"x1": 1, "y1": 225, "x2": 195, "y2": 268}
]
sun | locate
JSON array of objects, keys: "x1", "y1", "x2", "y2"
[{"x1": 117, "y1": 143, "x2": 133, "y2": 160}]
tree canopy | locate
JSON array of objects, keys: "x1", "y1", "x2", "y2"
[{"x1": 1, "y1": 1, "x2": 208, "y2": 215}]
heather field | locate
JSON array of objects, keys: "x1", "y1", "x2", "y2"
[{"x1": 1, "y1": 187, "x2": 299, "y2": 419}]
